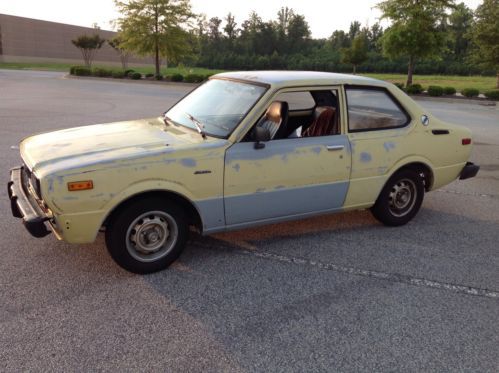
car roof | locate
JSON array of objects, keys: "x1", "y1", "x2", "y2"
[{"x1": 213, "y1": 71, "x2": 388, "y2": 88}]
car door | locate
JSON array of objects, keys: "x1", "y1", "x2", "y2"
[
  {"x1": 342, "y1": 85, "x2": 414, "y2": 208},
  {"x1": 223, "y1": 88, "x2": 352, "y2": 226}
]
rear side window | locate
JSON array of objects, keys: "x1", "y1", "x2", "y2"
[{"x1": 346, "y1": 87, "x2": 410, "y2": 131}]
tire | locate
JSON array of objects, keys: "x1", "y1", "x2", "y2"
[
  {"x1": 105, "y1": 198, "x2": 188, "y2": 274},
  {"x1": 371, "y1": 169, "x2": 425, "y2": 226}
]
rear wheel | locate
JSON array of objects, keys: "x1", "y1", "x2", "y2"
[
  {"x1": 105, "y1": 198, "x2": 188, "y2": 274},
  {"x1": 371, "y1": 169, "x2": 425, "y2": 226}
]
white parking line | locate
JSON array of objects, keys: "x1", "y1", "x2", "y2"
[{"x1": 199, "y1": 242, "x2": 499, "y2": 300}]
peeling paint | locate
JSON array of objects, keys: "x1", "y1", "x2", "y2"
[
  {"x1": 47, "y1": 178, "x2": 54, "y2": 193},
  {"x1": 349, "y1": 141, "x2": 356, "y2": 154},
  {"x1": 360, "y1": 152, "x2": 372, "y2": 163},
  {"x1": 311, "y1": 146, "x2": 322, "y2": 154},
  {"x1": 180, "y1": 158, "x2": 197, "y2": 167},
  {"x1": 378, "y1": 166, "x2": 388, "y2": 175},
  {"x1": 383, "y1": 142, "x2": 396, "y2": 152}
]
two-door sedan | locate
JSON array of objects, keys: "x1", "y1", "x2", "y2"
[{"x1": 8, "y1": 71, "x2": 479, "y2": 273}]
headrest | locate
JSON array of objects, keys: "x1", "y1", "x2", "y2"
[{"x1": 266, "y1": 101, "x2": 288, "y2": 123}]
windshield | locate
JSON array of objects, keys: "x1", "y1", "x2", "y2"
[{"x1": 166, "y1": 79, "x2": 267, "y2": 138}]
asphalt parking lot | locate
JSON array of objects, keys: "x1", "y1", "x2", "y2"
[{"x1": 1, "y1": 69, "x2": 498, "y2": 372}]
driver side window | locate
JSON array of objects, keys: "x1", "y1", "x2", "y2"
[{"x1": 249, "y1": 89, "x2": 341, "y2": 141}]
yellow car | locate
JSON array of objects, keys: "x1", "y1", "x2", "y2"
[{"x1": 8, "y1": 71, "x2": 479, "y2": 273}]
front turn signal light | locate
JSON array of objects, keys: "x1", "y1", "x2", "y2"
[
  {"x1": 68, "y1": 180, "x2": 94, "y2": 191},
  {"x1": 462, "y1": 138, "x2": 472, "y2": 145}
]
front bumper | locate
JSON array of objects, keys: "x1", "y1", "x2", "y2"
[
  {"x1": 459, "y1": 162, "x2": 480, "y2": 180},
  {"x1": 8, "y1": 166, "x2": 51, "y2": 238}
]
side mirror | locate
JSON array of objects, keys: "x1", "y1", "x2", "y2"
[{"x1": 253, "y1": 126, "x2": 270, "y2": 149}]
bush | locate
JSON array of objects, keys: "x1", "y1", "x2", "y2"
[
  {"x1": 112, "y1": 70, "x2": 125, "y2": 79},
  {"x1": 145, "y1": 73, "x2": 154, "y2": 78},
  {"x1": 443, "y1": 86, "x2": 457, "y2": 95},
  {"x1": 393, "y1": 82, "x2": 404, "y2": 90},
  {"x1": 69, "y1": 65, "x2": 85, "y2": 75},
  {"x1": 91, "y1": 68, "x2": 113, "y2": 77},
  {"x1": 163, "y1": 74, "x2": 172, "y2": 81},
  {"x1": 171, "y1": 73, "x2": 184, "y2": 82},
  {"x1": 406, "y1": 84, "x2": 423, "y2": 94},
  {"x1": 124, "y1": 69, "x2": 135, "y2": 76},
  {"x1": 155, "y1": 74, "x2": 163, "y2": 81},
  {"x1": 130, "y1": 72, "x2": 142, "y2": 80},
  {"x1": 427, "y1": 85, "x2": 444, "y2": 97},
  {"x1": 73, "y1": 66, "x2": 91, "y2": 76},
  {"x1": 461, "y1": 88, "x2": 480, "y2": 98},
  {"x1": 484, "y1": 90, "x2": 499, "y2": 100},
  {"x1": 204, "y1": 74, "x2": 214, "y2": 81},
  {"x1": 184, "y1": 74, "x2": 204, "y2": 83}
]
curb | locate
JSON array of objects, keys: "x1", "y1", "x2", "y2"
[
  {"x1": 63, "y1": 74, "x2": 200, "y2": 88},
  {"x1": 412, "y1": 95, "x2": 496, "y2": 107}
]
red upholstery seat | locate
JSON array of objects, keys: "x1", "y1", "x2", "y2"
[{"x1": 302, "y1": 106, "x2": 337, "y2": 137}]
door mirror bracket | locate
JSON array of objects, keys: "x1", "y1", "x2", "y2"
[{"x1": 253, "y1": 126, "x2": 271, "y2": 149}]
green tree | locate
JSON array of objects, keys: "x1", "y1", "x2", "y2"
[
  {"x1": 108, "y1": 35, "x2": 131, "y2": 69},
  {"x1": 377, "y1": 0, "x2": 455, "y2": 86},
  {"x1": 114, "y1": 0, "x2": 194, "y2": 77},
  {"x1": 71, "y1": 34, "x2": 105, "y2": 67},
  {"x1": 330, "y1": 30, "x2": 349, "y2": 50},
  {"x1": 348, "y1": 21, "x2": 362, "y2": 41},
  {"x1": 224, "y1": 13, "x2": 238, "y2": 40},
  {"x1": 287, "y1": 14, "x2": 311, "y2": 54},
  {"x1": 341, "y1": 33, "x2": 368, "y2": 73},
  {"x1": 470, "y1": 0, "x2": 499, "y2": 87},
  {"x1": 448, "y1": 2, "x2": 473, "y2": 59}
]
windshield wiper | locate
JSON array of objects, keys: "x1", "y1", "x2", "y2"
[
  {"x1": 162, "y1": 112, "x2": 175, "y2": 127},
  {"x1": 185, "y1": 112, "x2": 207, "y2": 139}
]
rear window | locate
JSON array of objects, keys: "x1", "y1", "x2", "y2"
[
  {"x1": 346, "y1": 87, "x2": 410, "y2": 131},
  {"x1": 276, "y1": 91, "x2": 315, "y2": 111}
]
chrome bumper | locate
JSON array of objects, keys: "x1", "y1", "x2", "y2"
[{"x1": 8, "y1": 166, "x2": 51, "y2": 238}]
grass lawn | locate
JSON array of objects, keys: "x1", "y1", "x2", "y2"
[
  {"x1": 362, "y1": 73, "x2": 497, "y2": 92},
  {"x1": 1, "y1": 62, "x2": 496, "y2": 92}
]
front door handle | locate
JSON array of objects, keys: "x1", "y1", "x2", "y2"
[{"x1": 326, "y1": 145, "x2": 344, "y2": 151}]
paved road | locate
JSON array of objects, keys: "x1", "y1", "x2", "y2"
[{"x1": 1, "y1": 70, "x2": 498, "y2": 372}]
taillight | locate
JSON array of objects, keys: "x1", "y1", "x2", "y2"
[{"x1": 462, "y1": 138, "x2": 472, "y2": 145}]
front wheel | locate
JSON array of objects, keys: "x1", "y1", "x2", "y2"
[
  {"x1": 105, "y1": 198, "x2": 188, "y2": 274},
  {"x1": 371, "y1": 169, "x2": 425, "y2": 226}
]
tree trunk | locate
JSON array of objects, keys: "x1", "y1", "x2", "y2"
[
  {"x1": 406, "y1": 56, "x2": 415, "y2": 87},
  {"x1": 155, "y1": 43, "x2": 160, "y2": 77},
  {"x1": 353, "y1": 64, "x2": 356, "y2": 74},
  {"x1": 496, "y1": 72, "x2": 499, "y2": 89},
  {"x1": 154, "y1": 6, "x2": 160, "y2": 77}
]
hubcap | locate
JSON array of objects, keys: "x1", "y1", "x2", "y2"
[
  {"x1": 388, "y1": 178, "x2": 417, "y2": 217},
  {"x1": 126, "y1": 211, "x2": 178, "y2": 262}
]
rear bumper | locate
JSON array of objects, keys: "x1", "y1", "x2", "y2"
[
  {"x1": 8, "y1": 166, "x2": 51, "y2": 238},
  {"x1": 459, "y1": 162, "x2": 480, "y2": 180}
]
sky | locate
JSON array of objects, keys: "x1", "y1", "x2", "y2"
[{"x1": 0, "y1": 0, "x2": 484, "y2": 39}]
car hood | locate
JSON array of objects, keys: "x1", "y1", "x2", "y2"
[{"x1": 20, "y1": 117, "x2": 211, "y2": 176}]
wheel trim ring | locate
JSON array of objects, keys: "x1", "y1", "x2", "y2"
[
  {"x1": 125, "y1": 211, "x2": 178, "y2": 263},
  {"x1": 388, "y1": 178, "x2": 417, "y2": 218}
]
